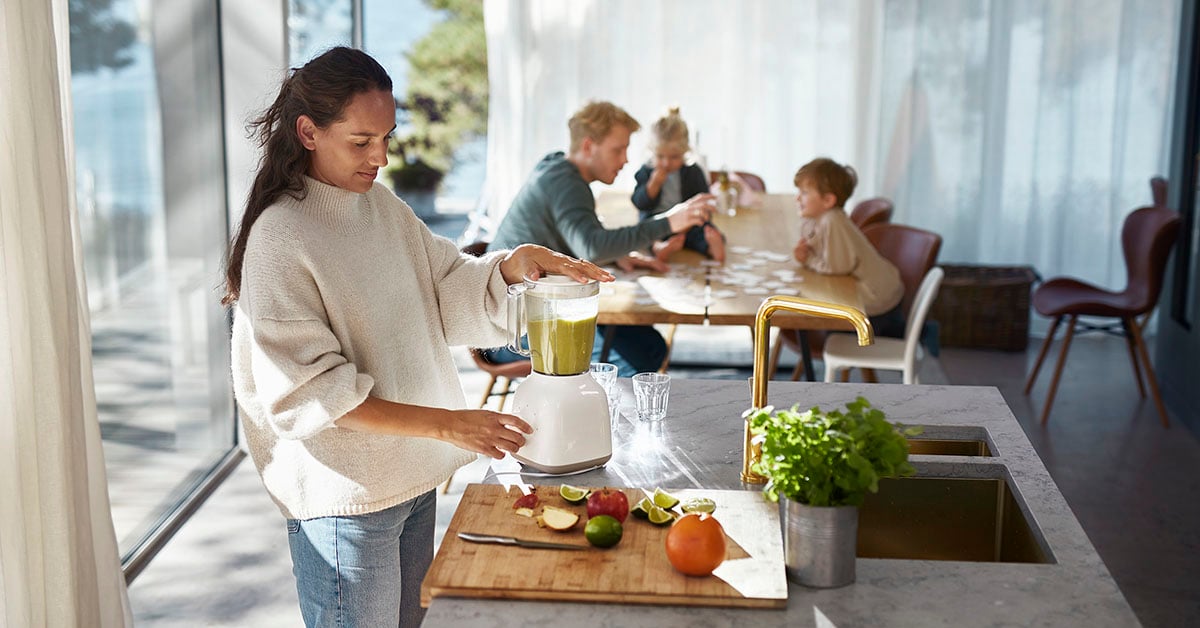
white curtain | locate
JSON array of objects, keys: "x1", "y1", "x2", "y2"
[
  {"x1": 0, "y1": 0, "x2": 133, "y2": 626},
  {"x1": 484, "y1": 0, "x2": 1179, "y2": 290}
]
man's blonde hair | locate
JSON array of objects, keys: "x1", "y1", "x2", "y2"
[
  {"x1": 794, "y1": 158, "x2": 858, "y2": 208},
  {"x1": 568, "y1": 101, "x2": 640, "y2": 153}
]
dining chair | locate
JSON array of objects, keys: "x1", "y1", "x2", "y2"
[
  {"x1": 768, "y1": 222, "x2": 943, "y2": 381},
  {"x1": 1023, "y1": 206, "x2": 1181, "y2": 427},
  {"x1": 461, "y1": 241, "x2": 532, "y2": 410},
  {"x1": 849, "y1": 197, "x2": 894, "y2": 229},
  {"x1": 1150, "y1": 176, "x2": 1167, "y2": 207},
  {"x1": 823, "y1": 267, "x2": 945, "y2": 384}
]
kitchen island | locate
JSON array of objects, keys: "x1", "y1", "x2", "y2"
[{"x1": 422, "y1": 379, "x2": 1139, "y2": 627}]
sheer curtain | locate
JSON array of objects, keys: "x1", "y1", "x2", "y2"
[
  {"x1": 0, "y1": 0, "x2": 132, "y2": 625},
  {"x1": 484, "y1": 0, "x2": 1179, "y2": 289}
]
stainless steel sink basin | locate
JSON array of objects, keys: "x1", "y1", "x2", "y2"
[
  {"x1": 907, "y1": 438, "x2": 992, "y2": 456},
  {"x1": 857, "y1": 476, "x2": 1052, "y2": 564}
]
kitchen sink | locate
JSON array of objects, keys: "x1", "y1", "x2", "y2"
[
  {"x1": 857, "y1": 476, "x2": 1052, "y2": 564},
  {"x1": 906, "y1": 438, "x2": 992, "y2": 456}
]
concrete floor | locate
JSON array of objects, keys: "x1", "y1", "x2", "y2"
[{"x1": 123, "y1": 328, "x2": 1200, "y2": 627}]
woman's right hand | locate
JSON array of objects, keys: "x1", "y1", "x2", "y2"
[
  {"x1": 664, "y1": 193, "x2": 716, "y2": 233},
  {"x1": 436, "y1": 409, "x2": 533, "y2": 459}
]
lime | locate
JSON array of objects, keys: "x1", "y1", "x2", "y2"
[
  {"x1": 652, "y1": 488, "x2": 680, "y2": 510},
  {"x1": 630, "y1": 497, "x2": 653, "y2": 520},
  {"x1": 559, "y1": 484, "x2": 591, "y2": 505},
  {"x1": 584, "y1": 515, "x2": 623, "y2": 548},
  {"x1": 680, "y1": 497, "x2": 717, "y2": 514},
  {"x1": 647, "y1": 505, "x2": 675, "y2": 526}
]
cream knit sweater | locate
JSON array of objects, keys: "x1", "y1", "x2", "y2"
[
  {"x1": 232, "y1": 177, "x2": 509, "y2": 520},
  {"x1": 799, "y1": 208, "x2": 904, "y2": 316}
]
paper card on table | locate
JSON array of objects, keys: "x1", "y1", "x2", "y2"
[
  {"x1": 762, "y1": 281, "x2": 784, "y2": 290},
  {"x1": 699, "y1": 260, "x2": 721, "y2": 267},
  {"x1": 775, "y1": 287, "x2": 800, "y2": 295},
  {"x1": 744, "y1": 287, "x2": 769, "y2": 295},
  {"x1": 712, "y1": 289, "x2": 738, "y2": 300},
  {"x1": 730, "y1": 263, "x2": 754, "y2": 272},
  {"x1": 761, "y1": 252, "x2": 791, "y2": 263},
  {"x1": 730, "y1": 245, "x2": 753, "y2": 255},
  {"x1": 772, "y1": 270, "x2": 796, "y2": 279}
]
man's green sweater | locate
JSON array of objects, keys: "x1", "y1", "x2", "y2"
[{"x1": 489, "y1": 152, "x2": 672, "y2": 264}]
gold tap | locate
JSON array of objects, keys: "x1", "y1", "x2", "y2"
[{"x1": 741, "y1": 296, "x2": 874, "y2": 484}]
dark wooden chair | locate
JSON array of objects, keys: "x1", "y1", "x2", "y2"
[
  {"x1": 461, "y1": 241, "x2": 531, "y2": 410},
  {"x1": 850, "y1": 197, "x2": 895, "y2": 229},
  {"x1": 1150, "y1": 176, "x2": 1167, "y2": 207},
  {"x1": 1023, "y1": 206, "x2": 1181, "y2": 427},
  {"x1": 708, "y1": 170, "x2": 766, "y2": 193},
  {"x1": 768, "y1": 223, "x2": 942, "y2": 381}
]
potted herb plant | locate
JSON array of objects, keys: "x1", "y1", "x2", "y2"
[{"x1": 745, "y1": 397, "x2": 919, "y2": 588}]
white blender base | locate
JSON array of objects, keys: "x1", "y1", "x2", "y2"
[{"x1": 511, "y1": 372, "x2": 612, "y2": 474}]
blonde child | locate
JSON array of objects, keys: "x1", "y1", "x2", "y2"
[
  {"x1": 632, "y1": 107, "x2": 725, "y2": 263},
  {"x1": 793, "y1": 158, "x2": 905, "y2": 333}
]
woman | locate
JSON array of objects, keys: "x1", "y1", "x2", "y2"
[{"x1": 223, "y1": 47, "x2": 610, "y2": 627}]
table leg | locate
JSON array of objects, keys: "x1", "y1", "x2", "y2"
[
  {"x1": 798, "y1": 331, "x2": 816, "y2": 382},
  {"x1": 599, "y1": 325, "x2": 617, "y2": 362}
]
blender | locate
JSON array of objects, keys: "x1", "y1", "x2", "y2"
[{"x1": 507, "y1": 275, "x2": 612, "y2": 473}]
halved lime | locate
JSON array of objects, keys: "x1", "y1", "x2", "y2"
[
  {"x1": 559, "y1": 484, "x2": 591, "y2": 505},
  {"x1": 584, "y1": 515, "x2": 623, "y2": 548},
  {"x1": 631, "y1": 497, "x2": 653, "y2": 519},
  {"x1": 647, "y1": 505, "x2": 675, "y2": 526},
  {"x1": 651, "y1": 488, "x2": 680, "y2": 510},
  {"x1": 680, "y1": 497, "x2": 716, "y2": 514}
]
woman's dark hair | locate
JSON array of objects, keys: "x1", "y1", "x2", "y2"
[{"x1": 221, "y1": 47, "x2": 392, "y2": 305}]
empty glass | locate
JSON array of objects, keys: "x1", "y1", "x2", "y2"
[
  {"x1": 632, "y1": 372, "x2": 670, "y2": 422},
  {"x1": 589, "y1": 362, "x2": 621, "y2": 426}
]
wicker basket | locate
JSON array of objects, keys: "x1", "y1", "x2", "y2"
[{"x1": 929, "y1": 264, "x2": 1039, "y2": 351}]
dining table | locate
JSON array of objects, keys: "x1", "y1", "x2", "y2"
[{"x1": 593, "y1": 191, "x2": 864, "y2": 379}]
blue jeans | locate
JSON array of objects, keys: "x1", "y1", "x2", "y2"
[
  {"x1": 482, "y1": 325, "x2": 666, "y2": 378},
  {"x1": 286, "y1": 490, "x2": 436, "y2": 628}
]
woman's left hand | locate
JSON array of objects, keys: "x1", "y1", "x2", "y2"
[{"x1": 498, "y1": 244, "x2": 614, "y2": 285}]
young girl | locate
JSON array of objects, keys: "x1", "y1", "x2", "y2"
[
  {"x1": 631, "y1": 107, "x2": 725, "y2": 263},
  {"x1": 224, "y1": 47, "x2": 609, "y2": 627},
  {"x1": 793, "y1": 158, "x2": 904, "y2": 323}
]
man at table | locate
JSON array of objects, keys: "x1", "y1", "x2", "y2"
[{"x1": 486, "y1": 100, "x2": 715, "y2": 376}]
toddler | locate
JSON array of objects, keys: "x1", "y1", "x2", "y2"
[
  {"x1": 793, "y1": 158, "x2": 904, "y2": 328},
  {"x1": 632, "y1": 107, "x2": 725, "y2": 263}
]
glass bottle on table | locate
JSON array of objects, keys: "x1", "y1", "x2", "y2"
[{"x1": 718, "y1": 170, "x2": 736, "y2": 217}]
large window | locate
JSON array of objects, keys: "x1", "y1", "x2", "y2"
[{"x1": 70, "y1": 0, "x2": 234, "y2": 565}]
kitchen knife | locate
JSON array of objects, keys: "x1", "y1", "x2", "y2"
[{"x1": 458, "y1": 532, "x2": 588, "y2": 550}]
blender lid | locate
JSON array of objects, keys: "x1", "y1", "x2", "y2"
[{"x1": 524, "y1": 274, "x2": 600, "y2": 298}]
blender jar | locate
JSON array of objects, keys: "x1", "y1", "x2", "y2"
[{"x1": 508, "y1": 275, "x2": 599, "y2": 375}]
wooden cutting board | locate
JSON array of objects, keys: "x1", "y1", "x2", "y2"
[{"x1": 421, "y1": 484, "x2": 787, "y2": 609}]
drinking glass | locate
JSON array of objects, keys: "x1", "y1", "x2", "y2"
[
  {"x1": 632, "y1": 372, "x2": 671, "y2": 422},
  {"x1": 589, "y1": 362, "x2": 621, "y2": 426}
]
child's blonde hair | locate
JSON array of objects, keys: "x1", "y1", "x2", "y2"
[
  {"x1": 650, "y1": 106, "x2": 690, "y2": 153},
  {"x1": 568, "y1": 101, "x2": 640, "y2": 153},
  {"x1": 794, "y1": 158, "x2": 858, "y2": 208}
]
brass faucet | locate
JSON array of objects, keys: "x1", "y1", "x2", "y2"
[{"x1": 741, "y1": 296, "x2": 874, "y2": 484}]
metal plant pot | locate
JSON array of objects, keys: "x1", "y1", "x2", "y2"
[{"x1": 779, "y1": 496, "x2": 858, "y2": 588}]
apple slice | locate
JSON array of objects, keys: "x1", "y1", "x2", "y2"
[{"x1": 538, "y1": 506, "x2": 580, "y2": 531}]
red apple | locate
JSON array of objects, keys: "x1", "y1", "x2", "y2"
[
  {"x1": 513, "y1": 489, "x2": 540, "y2": 510},
  {"x1": 586, "y1": 487, "x2": 630, "y2": 523}
]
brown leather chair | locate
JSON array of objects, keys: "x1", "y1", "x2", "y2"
[
  {"x1": 769, "y1": 223, "x2": 942, "y2": 381},
  {"x1": 862, "y1": 223, "x2": 943, "y2": 316},
  {"x1": 1150, "y1": 176, "x2": 1167, "y2": 207},
  {"x1": 461, "y1": 241, "x2": 531, "y2": 410},
  {"x1": 1024, "y1": 206, "x2": 1181, "y2": 427},
  {"x1": 850, "y1": 197, "x2": 894, "y2": 229},
  {"x1": 708, "y1": 170, "x2": 766, "y2": 193}
]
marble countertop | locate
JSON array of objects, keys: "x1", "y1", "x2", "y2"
[{"x1": 422, "y1": 380, "x2": 1139, "y2": 627}]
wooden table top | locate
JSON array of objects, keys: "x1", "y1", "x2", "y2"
[{"x1": 594, "y1": 191, "x2": 863, "y2": 330}]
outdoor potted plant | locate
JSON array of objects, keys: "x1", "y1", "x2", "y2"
[{"x1": 745, "y1": 397, "x2": 919, "y2": 588}]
